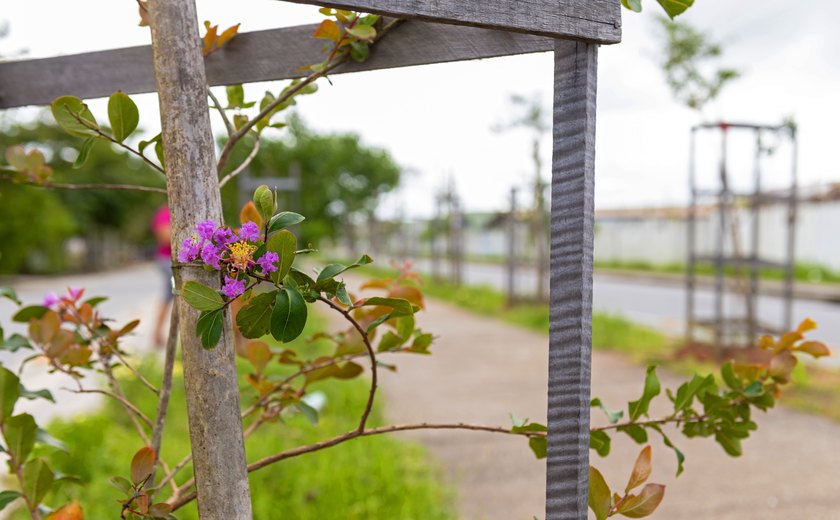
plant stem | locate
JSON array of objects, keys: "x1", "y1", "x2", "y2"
[{"x1": 148, "y1": 304, "x2": 179, "y2": 495}]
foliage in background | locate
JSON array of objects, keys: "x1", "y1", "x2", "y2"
[{"x1": 222, "y1": 116, "x2": 401, "y2": 248}]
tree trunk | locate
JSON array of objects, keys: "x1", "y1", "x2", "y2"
[{"x1": 148, "y1": 1, "x2": 253, "y2": 518}]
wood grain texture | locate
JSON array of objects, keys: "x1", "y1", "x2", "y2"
[
  {"x1": 283, "y1": 0, "x2": 621, "y2": 43},
  {"x1": 147, "y1": 0, "x2": 253, "y2": 517},
  {"x1": 0, "y1": 21, "x2": 553, "y2": 109},
  {"x1": 546, "y1": 40, "x2": 598, "y2": 519}
]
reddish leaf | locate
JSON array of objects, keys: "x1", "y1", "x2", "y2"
[
  {"x1": 130, "y1": 447, "x2": 156, "y2": 485},
  {"x1": 617, "y1": 483, "x2": 666, "y2": 518},
  {"x1": 217, "y1": 23, "x2": 240, "y2": 48},
  {"x1": 149, "y1": 503, "x2": 172, "y2": 518},
  {"x1": 312, "y1": 19, "x2": 341, "y2": 42},
  {"x1": 47, "y1": 501, "x2": 84, "y2": 520},
  {"x1": 239, "y1": 201, "x2": 263, "y2": 227},
  {"x1": 794, "y1": 340, "x2": 831, "y2": 358},
  {"x1": 245, "y1": 340, "x2": 272, "y2": 374},
  {"x1": 118, "y1": 319, "x2": 140, "y2": 336},
  {"x1": 625, "y1": 445, "x2": 652, "y2": 493},
  {"x1": 797, "y1": 318, "x2": 817, "y2": 334}
]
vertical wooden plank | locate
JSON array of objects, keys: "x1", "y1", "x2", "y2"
[
  {"x1": 546, "y1": 39, "x2": 598, "y2": 520},
  {"x1": 147, "y1": 0, "x2": 253, "y2": 517}
]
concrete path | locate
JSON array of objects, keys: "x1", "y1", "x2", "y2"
[{"x1": 337, "y1": 277, "x2": 840, "y2": 520}]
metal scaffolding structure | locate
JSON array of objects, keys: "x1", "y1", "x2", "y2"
[{"x1": 686, "y1": 121, "x2": 799, "y2": 349}]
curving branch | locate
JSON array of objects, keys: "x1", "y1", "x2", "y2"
[
  {"x1": 207, "y1": 87, "x2": 235, "y2": 137},
  {"x1": 1, "y1": 178, "x2": 167, "y2": 194},
  {"x1": 149, "y1": 304, "x2": 179, "y2": 495},
  {"x1": 218, "y1": 135, "x2": 260, "y2": 189},
  {"x1": 168, "y1": 421, "x2": 544, "y2": 511}
]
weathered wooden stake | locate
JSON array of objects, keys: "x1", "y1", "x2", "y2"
[
  {"x1": 546, "y1": 40, "x2": 598, "y2": 519},
  {"x1": 148, "y1": 1, "x2": 253, "y2": 517}
]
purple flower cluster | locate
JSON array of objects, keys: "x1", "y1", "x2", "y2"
[
  {"x1": 176, "y1": 219, "x2": 280, "y2": 279},
  {"x1": 222, "y1": 276, "x2": 247, "y2": 299}
]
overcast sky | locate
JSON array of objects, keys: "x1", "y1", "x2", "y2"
[{"x1": 3, "y1": 1, "x2": 839, "y2": 217}]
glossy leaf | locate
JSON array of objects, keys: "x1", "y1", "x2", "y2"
[
  {"x1": 267, "y1": 211, "x2": 305, "y2": 234},
  {"x1": 622, "y1": 0, "x2": 643, "y2": 12},
  {"x1": 236, "y1": 292, "x2": 275, "y2": 339},
  {"x1": 0, "y1": 367, "x2": 20, "y2": 421},
  {"x1": 51, "y1": 96, "x2": 99, "y2": 137},
  {"x1": 4, "y1": 413, "x2": 37, "y2": 465},
  {"x1": 23, "y1": 458, "x2": 54, "y2": 505},
  {"x1": 130, "y1": 446, "x2": 156, "y2": 485},
  {"x1": 72, "y1": 138, "x2": 96, "y2": 169},
  {"x1": 588, "y1": 466, "x2": 612, "y2": 520},
  {"x1": 182, "y1": 281, "x2": 225, "y2": 311},
  {"x1": 312, "y1": 19, "x2": 341, "y2": 42},
  {"x1": 226, "y1": 84, "x2": 245, "y2": 109},
  {"x1": 590, "y1": 430, "x2": 611, "y2": 457},
  {"x1": 0, "y1": 288, "x2": 20, "y2": 305},
  {"x1": 656, "y1": 0, "x2": 694, "y2": 19},
  {"x1": 266, "y1": 230, "x2": 296, "y2": 283},
  {"x1": 591, "y1": 397, "x2": 623, "y2": 424},
  {"x1": 270, "y1": 288, "x2": 307, "y2": 343},
  {"x1": 528, "y1": 437, "x2": 547, "y2": 459},
  {"x1": 12, "y1": 306, "x2": 49, "y2": 323},
  {"x1": 196, "y1": 309, "x2": 224, "y2": 349},
  {"x1": 253, "y1": 185, "x2": 275, "y2": 223},
  {"x1": 618, "y1": 483, "x2": 666, "y2": 518},
  {"x1": 239, "y1": 201, "x2": 263, "y2": 228},
  {"x1": 0, "y1": 490, "x2": 21, "y2": 512},
  {"x1": 626, "y1": 446, "x2": 652, "y2": 493},
  {"x1": 107, "y1": 91, "x2": 139, "y2": 143},
  {"x1": 346, "y1": 24, "x2": 376, "y2": 41},
  {"x1": 19, "y1": 385, "x2": 53, "y2": 404},
  {"x1": 628, "y1": 365, "x2": 661, "y2": 421}
]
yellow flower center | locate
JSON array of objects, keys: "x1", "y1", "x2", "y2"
[{"x1": 228, "y1": 241, "x2": 256, "y2": 270}]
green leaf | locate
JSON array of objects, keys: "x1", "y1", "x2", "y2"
[
  {"x1": 108, "y1": 476, "x2": 133, "y2": 495},
  {"x1": 622, "y1": 0, "x2": 643, "y2": 12},
  {"x1": 316, "y1": 255, "x2": 373, "y2": 284},
  {"x1": 265, "y1": 230, "x2": 296, "y2": 283},
  {"x1": 4, "y1": 414, "x2": 37, "y2": 466},
  {"x1": 23, "y1": 458, "x2": 54, "y2": 505},
  {"x1": 628, "y1": 365, "x2": 661, "y2": 421},
  {"x1": 673, "y1": 374, "x2": 713, "y2": 411},
  {"x1": 0, "y1": 288, "x2": 21, "y2": 305},
  {"x1": 346, "y1": 24, "x2": 376, "y2": 41},
  {"x1": 0, "y1": 490, "x2": 21, "y2": 512},
  {"x1": 225, "y1": 84, "x2": 245, "y2": 109},
  {"x1": 83, "y1": 296, "x2": 108, "y2": 308},
  {"x1": 349, "y1": 41, "x2": 370, "y2": 63},
  {"x1": 377, "y1": 331, "x2": 406, "y2": 352},
  {"x1": 528, "y1": 437, "x2": 547, "y2": 459},
  {"x1": 714, "y1": 430, "x2": 743, "y2": 457},
  {"x1": 589, "y1": 430, "x2": 611, "y2": 457},
  {"x1": 588, "y1": 466, "x2": 611, "y2": 520},
  {"x1": 359, "y1": 297, "x2": 414, "y2": 316},
  {"x1": 295, "y1": 401, "x2": 319, "y2": 425},
  {"x1": 591, "y1": 397, "x2": 624, "y2": 424},
  {"x1": 267, "y1": 211, "x2": 305, "y2": 234},
  {"x1": 656, "y1": 0, "x2": 694, "y2": 18},
  {"x1": 0, "y1": 367, "x2": 20, "y2": 420},
  {"x1": 618, "y1": 424, "x2": 648, "y2": 444},
  {"x1": 270, "y1": 288, "x2": 307, "y2": 343},
  {"x1": 650, "y1": 424, "x2": 685, "y2": 476},
  {"x1": 1, "y1": 334, "x2": 32, "y2": 352},
  {"x1": 107, "y1": 91, "x2": 139, "y2": 143},
  {"x1": 72, "y1": 137, "x2": 96, "y2": 169},
  {"x1": 253, "y1": 185, "x2": 276, "y2": 223},
  {"x1": 196, "y1": 309, "x2": 225, "y2": 350},
  {"x1": 720, "y1": 361, "x2": 741, "y2": 390},
  {"x1": 19, "y1": 385, "x2": 53, "y2": 404},
  {"x1": 617, "y1": 483, "x2": 666, "y2": 518},
  {"x1": 12, "y1": 306, "x2": 49, "y2": 323},
  {"x1": 335, "y1": 283, "x2": 352, "y2": 306},
  {"x1": 50, "y1": 96, "x2": 99, "y2": 138},
  {"x1": 182, "y1": 281, "x2": 225, "y2": 311},
  {"x1": 235, "y1": 292, "x2": 275, "y2": 339}
]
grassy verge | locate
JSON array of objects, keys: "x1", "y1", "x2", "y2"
[
  {"x1": 354, "y1": 262, "x2": 840, "y2": 422},
  {"x1": 595, "y1": 259, "x2": 840, "y2": 285},
  {"x1": 29, "y1": 313, "x2": 455, "y2": 520}
]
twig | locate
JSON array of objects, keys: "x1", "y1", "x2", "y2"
[
  {"x1": 590, "y1": 413, "x2": 707, "y2": 433},
  {"x1": 153, "y1": 452, "x2": 192, "y2": 497},
  {"x1": 168, "y1": 420, "x2": 542, "y2": 511},
  {"x1": 215, "y1": 18, "x2": 404, "y2": 173},
  {"x1": 68, "y1": 387, "x2": 153, "y2": 431},
  {"x1": 113, "y1": 350, "x2": 160, "y2": 396},
  {"x1": 1, "y1": 178, "x2": 167, "y2": 194},
  {"x1": 317, "y1": 296, "x2": 377, "y2": 433},
  {"x1": 148, "y1": 304, "x2": 179, "y2": 494},
  {"x1": 207, "y1": 87, "x2": 234, "y2": 137},
  {"x1": 218, "y1": 136, "x2": 260, "y2": 188}
]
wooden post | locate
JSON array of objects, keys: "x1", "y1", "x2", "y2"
[
  {"x1": 546, "y1": 40, "x2": 598, "y2": 520},
  {"x1": 147, "y1": 1, "x2": 253, "y2": 518}
]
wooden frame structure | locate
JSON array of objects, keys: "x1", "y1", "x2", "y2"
[{"x1": 0, "y1": 2, "x2": 621, "y2": 518}]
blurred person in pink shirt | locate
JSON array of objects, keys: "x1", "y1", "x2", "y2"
[{"x1": 151, "y1": 205, "x2": 173, "y2": 347}]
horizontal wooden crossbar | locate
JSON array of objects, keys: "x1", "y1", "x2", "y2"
[
  {"x1": 0, "y1": 21, "x2": 553, "y2": 109},
  {"x1": 283, "y1": 0, "x2": 622, "y2": 44}
]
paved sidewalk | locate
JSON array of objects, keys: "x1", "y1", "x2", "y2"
[{"x1": 336, "y1": 278, "x2": 840, "y2": 520}]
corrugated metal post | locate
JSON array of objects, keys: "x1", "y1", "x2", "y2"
[
  {"x1": 714, "y1": 127, "x2": 728, "y2": 349},
  {"x1": 546, "y1": 40, "x2": 597, "y2": 520}
]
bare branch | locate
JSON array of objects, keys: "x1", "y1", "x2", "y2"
[
  {"x1": 1, "y1": 178, "x2": 167, "y2": 194},
  {"x1": 218, "y1": 136, "x2": 260, "y2": 189},
  {"x1": 68, "y1": 387, "x2": 153, "y2": 432},
  {"x1": 169, "y1": 420, "x2": 542, "y2": 511},
  {"x1": 207, "y1": 87, "x2": 235, "y2": 137},
  {"x1": 149, "y1": 304, "x2": 179, "y2": 494},
  {"x1": 113, "y1": 349, "x2": 160, "y2": 396}
]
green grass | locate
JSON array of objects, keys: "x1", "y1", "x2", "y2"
[
  {"x1": 28, "y1": 313, "x2": 455, "y2": 519},
  {"x1": 595, "y1": 259, "x2": 840, "y2": 285}
]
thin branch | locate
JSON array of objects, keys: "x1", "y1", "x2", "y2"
[
  {"x1": 152, "y1": 452, "x2": 192, "y2": 497},
  {"x1": 207, "y1": 87, "x2": 235, "y2": 137},
  {"x1": 148, "y1": 304, "x2": 179, "y2": 494},
  {"x1": 1, "y1": 178, "x2": 167, "y2": 194},
  {"x1": 317, "y1": 296, "x2": 377, "y2": 433},
  {"x1": 113, "y1": 350, "x2": 160, "y2": 396},
  {"x1": 68, "y1": 387, "x2": 153, "y2": 431},
  {"x1": 218, "y1": 136, "x2": 260, "y2": 189},
  {"x1": 215, "y1": 18, "x2": 404, "y2": 173},
  {"x1": 590, "y1": 413, "x2": 708, "y2": 433},
  {"x1": 169, "y1": 420, "x2": 541, "y2": 511},
  {"x1": 64, "y1": 105, "x2": 166, "y2": 176}
]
